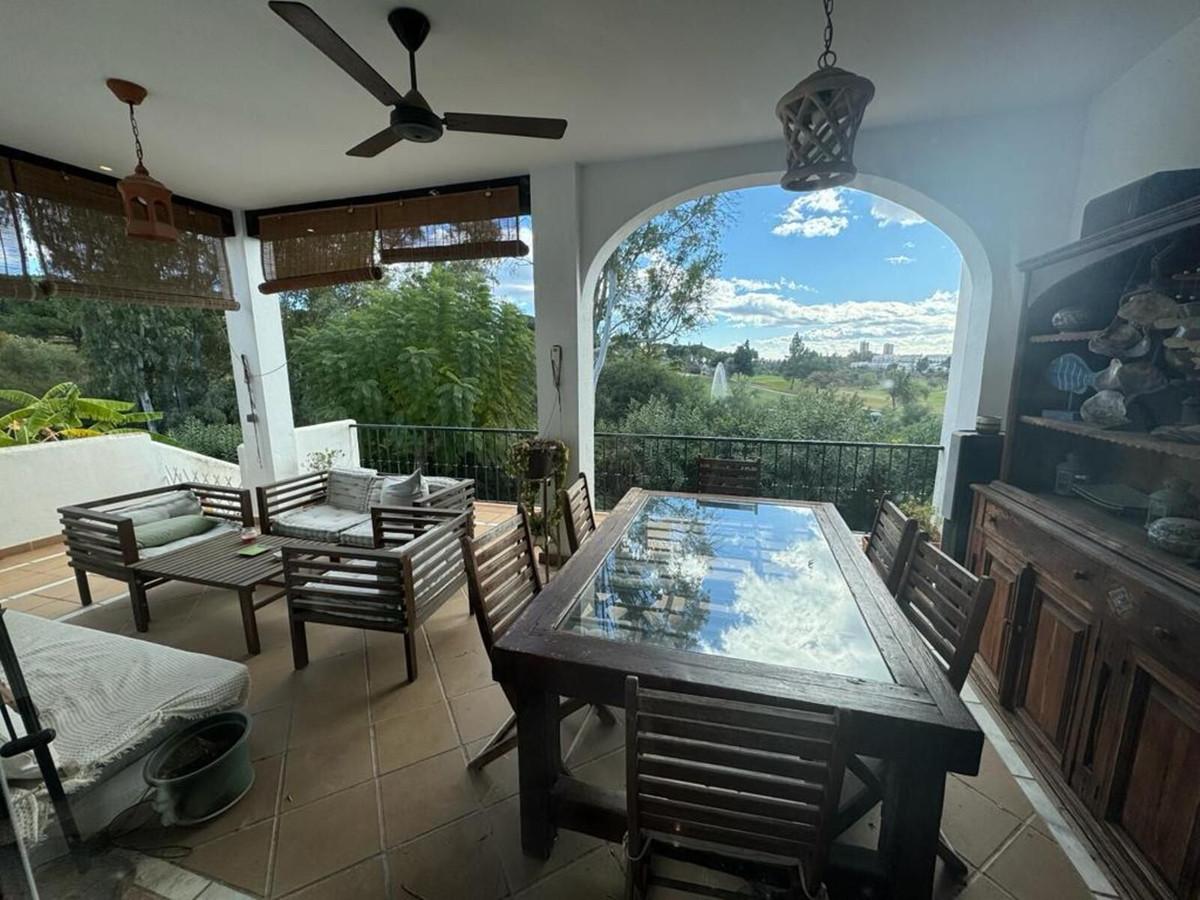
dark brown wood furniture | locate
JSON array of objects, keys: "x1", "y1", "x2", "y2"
[
  {"x1": 839, "y1": 536, "x2": 995, "y2": 880},
  {"x1": 282, "y1": 507, "x2": 471, "y2": 676},
  {"x1": 559, "y1": 473, "x2": 598, "y2": 556},
  {"x1": 256, "y1": 469, "x2": 475, "y2": 536},
  {"x1": 696, "y1": 456, "x2": 762, "y2": 497},
  {"x1": 623, "y1": 674, "x2": 848, "y2": 900},
  {"x1": 461, "y1": 507, "x2": 614, "y2": 771},
  {"x1": 492, "y1": 489, "x2": 983, "y2": 899},
  {"x1": 865, "y1": 495, "x2": 921, "y2": 595},
  {"x1": 967, "y1": 197, "x2": 1200, "y2": 900},
  {"x1": 59, "y1": 482, "x2": 253, "y2": 614},
  {"x1": 129, "y1": 532, "x2": 330, "y2": 655}
]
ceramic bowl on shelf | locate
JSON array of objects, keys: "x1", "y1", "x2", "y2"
[{"x1": 1147, "y1": 517, "x2": 1200, "y2": 560}]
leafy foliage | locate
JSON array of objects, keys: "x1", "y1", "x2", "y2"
[
  {"x1": 287, "y1": 265, "x2": 535, "y2": 428},
  {"x1": 0, "y1": 332, "x2": 89, "y2": 398},
  {"x1": 0, "y1": 382, "x2": 164, "y2": 446},
  {"x1": 167, "y1": 417, "x2": 243, "y2": 462},
  {"x1": 728, "y1": 340, "x2": 758, "y2": 377},
  {"x1": 594, "y1": 354, "x2": 702, "y2": 426}
]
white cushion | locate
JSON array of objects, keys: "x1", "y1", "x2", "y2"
[
  {"x1": 376, "y1": 471, "x2": 426, "y2": 507},
  {"x1": 273, "y1": 506, "x2": 369, "y2": 543},
  {"x1": 326, "y1": 467, "x2": 377, "y2": 512}
]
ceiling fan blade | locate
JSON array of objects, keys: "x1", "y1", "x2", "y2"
[
  {"x1": 442, "y1": 113, "x2": 567, "y2": 139},
  {"x1": 269, "y1": 1, "x2": 405, "y2": 107},
  {"x1": 346, "y1": 126, "x2": 404, "y2": 158}
]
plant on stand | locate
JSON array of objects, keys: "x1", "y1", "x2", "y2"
[{"x1": 504, "y1": 437, "x2": 570, "y2": 565}]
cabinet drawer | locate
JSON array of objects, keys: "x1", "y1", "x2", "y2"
[
  {"x1": 1115, "y1": 582, "x2": 1200, "y2": 686},
  {"x1": 978, "y1": 499, "x2": 1101, "y2": 593}
]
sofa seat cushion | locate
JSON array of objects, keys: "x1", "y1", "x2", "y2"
[
  {"x1": 134, "y1": 514, "x2": 216, "y2": 550},
  {"x1": 339, "y1": 519, "x2": 417, "y2": 548},
  {"x1": 294, "y1": 565, "x2": 402, "y2": 624},
  {"x1": 138, "y1": 520, "x2": 238, "y2": 558},
  {"x1": 326, "y1": 467, "x2": 377, "y2": 512},
  {"x1": 273, "y1": 505, "x2": 369, "y2": 543}
]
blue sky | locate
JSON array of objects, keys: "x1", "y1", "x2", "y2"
[{"x1": 494, "y1": 184, "x2": 964, "y2": 359}]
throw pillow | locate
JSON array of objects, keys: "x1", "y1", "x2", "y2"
[
  {"x1": 378, "y1": 470, "x2": 426, "y2": 507},
  {"x1": 134, "y1": 514, "x2": 217, "y2": 549},
  {"x1": 111, "y1": 490, "x2": 203, "y2": 525},
  {"x1": 326, "y1": 467, "x2": 377, "y2": 512}
]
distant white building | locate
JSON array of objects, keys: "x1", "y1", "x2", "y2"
[
  {"x1": 850, "y1": 353, "x2": 950, "y2": 373},
  {"x1": 883, "y1": 342, "x2": 895, "y2": 356}
]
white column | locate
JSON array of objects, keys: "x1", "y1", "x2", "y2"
[
  {"x1": 224, "y1": 211, "x2": 298, "y2": 491},
  {"x1": 531, "y1": 164, "x2": 594, "y2": 482}
]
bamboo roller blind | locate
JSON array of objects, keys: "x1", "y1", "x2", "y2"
[
  {"x1": 256, "y1": 185, "x2": 528, "y2": 293},
  {"x1": 0, "y1": 154, "x2": 236, "y2": 310}
]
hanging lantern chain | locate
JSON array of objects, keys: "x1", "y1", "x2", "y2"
[
  {"x1": 127, "y1": 103, "x2": 146, "y2": 173},
  {"x1": 818, "y1": 0, "x2": 837, "y2": 69}
]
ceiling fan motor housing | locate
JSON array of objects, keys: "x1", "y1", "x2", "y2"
[{"x1": 391, "y1": 103, "x2": 443, "y2": 142}]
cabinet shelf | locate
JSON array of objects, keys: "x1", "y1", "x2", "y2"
[
  {"x1": 1028, "y1": 330, "x2": 1101, "y2": 344},
  {"x1": 1017, "y1": 415, "x2": 1200, "y2": 461}
]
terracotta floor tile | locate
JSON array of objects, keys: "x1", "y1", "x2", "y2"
[
  {"x1": 374, "y1": 701, "x2": 460, "y2": 774},
  {"x1": 272, "y1": 781, "x2": 381, "y2": 896},
  {"x1": 282, "y1": 728, "x2": 374, "y2": 809},
  {"x1": 487, "y1": 794, "x2": 602, "y2": 892},
  {"x1": 959, "y1": 875, "x2": 1019, "y2": 899},
  {"x1": 562, "y1": 705, "x2": 624, "y2": 766},
  {"x1": 512, "y1": 844, "x2": 626, "y2": 900},
  {"x1": 941, "y1": 777, "x2": 1024, "y2": 868},
  {"x1": 465, "y1": 736, "x2": 520, "y2": 806},
  {"x1": 956, "y1": 741, "x2": 1034, "y2": 819},
  {"x1": 380, "y1": 748, "x2": 480, "y2": 847},
  {"x1": 449, "y1": 683, "x2": 512, "y2": 744},
  {"x1": 986, "y1": 826, "x2": 1092, "y2": 900},
  {"x1": 4, "y1": 593, "x2": 62, "y2": 613},
  {"x1": 387, "y1": 812, "x2": 508, "y2": 900},
  {"x1": 181, "y1": 818, "x2": 272, "y2": 896},
  {"x1": 572, "y1": 748, "x2": 625, "y2": 793},
  {"x1": 427, "y1": 617, "x2": 486, "y2": 660},
  {"x1": 0, "y1": 567, "x2": 68, "y2": 597},
  {"x1": 277, "y1": 855, "x2": 387, "y2": 900},
  {"x1": 28, "y1": 598, "x2": 79, "y2": 619},
  {"x1": 435, "y1": 646, "x2": 494, "y2": 698},
  {"x1": 29, "y1": 577, "x2": 90, "y2": 602},
  {"x1": 249, "y1": 706, "x2": 290, "y2": 761}
]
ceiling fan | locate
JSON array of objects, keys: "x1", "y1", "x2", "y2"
[{"x1": 269, "y1": 2, "x2": 567, "y2": 157}]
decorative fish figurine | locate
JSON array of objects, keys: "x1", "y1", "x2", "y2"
[{"x1": 1046, "y1": 354, "x2": 1101, "y2": 394}]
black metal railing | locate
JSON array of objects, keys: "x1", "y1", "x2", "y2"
[{"x1": 353, "y1": 424, "x2": 942, "y2": 531}]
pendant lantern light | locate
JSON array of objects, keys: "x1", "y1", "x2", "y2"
[
  {"x1": 107, "y1": 78, "x2": 178, "y2": 243},
  {"x1": 776, "y1": 0, "x2": 874, "y2": 192}
]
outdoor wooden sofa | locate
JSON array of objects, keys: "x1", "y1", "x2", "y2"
[
  {"x1": 257, "y1": 468, "x2": 475, "y2": 547},
  {"x1": 58, "y1": 482, "x2": 254, "y2": 608},
  {"x1": 282, "y1": 506, "x2": 472, "y2": 679}
]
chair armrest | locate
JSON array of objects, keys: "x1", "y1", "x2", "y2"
[
  {"x1": 401, "y1": 512, "x2": 471, "y2": 625},
  {"x1": 186, "y1": 483, "x2": 254, "y2": 526},
  {"x1": 370, "y1": 505, "x2": 466, "y2": 548},
  {"x1": 59, "y1": 505, "x2": 137, "y2": 568},
  {"x1": 257, "y1": 472, "x2": 329, "y2": 533},
  {"x1": 415, "y1": 479, "x2": 475, "y2": 511}
]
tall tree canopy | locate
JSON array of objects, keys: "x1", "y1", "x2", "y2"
[
  {"x1": 593, "y1": 194, "x2": 736, "y2": 371},
  {"x1": 288, "y1": 264, "x2": 535, "y2": 428}
]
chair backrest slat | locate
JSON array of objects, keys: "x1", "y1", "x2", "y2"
[
  {"x1": 864, "y1": 495, "x2": 920, "y2": 595},
  {"x1": 559, "y1": 473, "x2": 597, "y2": 555},
  {"x1": 461, "y1": 507, "x2": 542, "y2": 656},
  {"x1": 696, "y1": 457, "x2": 762, "y2": 497},
  {"x1": 895, "y1": 537, "x2": 995, "y2": 693},
  {"x1": 625, "y1": 676, "x2": 847, "y2": 889}
]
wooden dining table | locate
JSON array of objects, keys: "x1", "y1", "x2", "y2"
[{"x1": 491, "y1": 489, "x2": 984, "y2": 898}]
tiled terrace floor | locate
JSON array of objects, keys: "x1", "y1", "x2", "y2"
[{"x1": 2, "y1": 504, "x2": 1117, "y2": 899}]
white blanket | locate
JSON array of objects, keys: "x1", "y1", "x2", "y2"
[{"x1": 2, "y1": 611, "x2": 250, "y2": 844}]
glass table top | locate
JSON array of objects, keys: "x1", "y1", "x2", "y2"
[{"x1": 557, "y1": 496, "x2": 894, "y2": 683}]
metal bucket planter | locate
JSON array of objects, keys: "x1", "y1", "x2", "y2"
[{"x1": 143, "y1": 711, "x2": 254, "y2": 827}]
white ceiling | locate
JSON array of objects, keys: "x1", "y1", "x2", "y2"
[{"x1": 2, "y1": 0, "x2": 1196, "y2": 210}]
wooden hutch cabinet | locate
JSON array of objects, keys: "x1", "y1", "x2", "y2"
[{"x1": 967, "y1": 197, "x2": 1200, "y2": 900}]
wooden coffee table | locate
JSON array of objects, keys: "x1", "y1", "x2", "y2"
[{"x1": 131, "y1": 532, "x2": 334, "y2": 655}]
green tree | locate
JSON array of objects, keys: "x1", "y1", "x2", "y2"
[
  {"x1": 0, "y1": 382, "x2": 162, "y2": 446},
  {"x1": 0, "y1": 332, "x2": 89, "y2": 399},
  {"x1": 780, "y1": 332, "x2": 820, "y2": 387},
  {"x1": 884, "y1": 368, "x2": 929, "y2": 409},
  {"x1": 595, "y1": 354, "x2": 699, "y2": 426},
  {"x1": 288, "y1": 265, "x2": 535, "y2": 428},
  {"x1": 729, "y1": 340, "x2": 758, "y2": 377},
  {"x1": 593, "y1": 194, "x2": 736, "y2": 369}
]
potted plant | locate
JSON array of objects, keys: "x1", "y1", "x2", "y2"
[{"x1": 504, "y1": 436, "x2": 570, "y2": 542}]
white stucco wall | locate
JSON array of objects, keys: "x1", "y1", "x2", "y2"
[
  {"x1": 293, "y1": 419, "x2": 361, "y2": 471},
  {"x1": 528, "y1": 104, "x2": 1088, "y2": 512},
  {"x1": 1072, "y1": 15, "x2": 1200, "y2": 232}
]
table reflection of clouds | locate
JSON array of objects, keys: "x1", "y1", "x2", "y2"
[{"x1": 559, "y1": 497, "x2": 893, "y2": 683}]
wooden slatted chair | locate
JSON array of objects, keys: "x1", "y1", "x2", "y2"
[
  {"x1": 696, "y1": 456, "x2": 762, "y2": 497},
  {"x1": 461, "y1": 507, "x2": 614, "y2": 771},
  {"x1": 624, "y1": 675, "x2": 848, "y2": 900},
  {"x1": 837, "y1": 536, "x2": 995, "y2": 880},
  {"x1": 863, "y1": 495, "x2": 920, "y2": 595},
  {"x1": 559, "y1": 473, "x2": 598, "y2": 556}
]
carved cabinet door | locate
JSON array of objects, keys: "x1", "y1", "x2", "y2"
[{"x1": 970, "y1": 538, "x2": 1030, "y2": 707}]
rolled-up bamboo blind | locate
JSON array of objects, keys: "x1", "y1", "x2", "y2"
[
  {"x1": 377, "y1": 186, "x2": 527, "y2": 263},
  {"x1": 0, "y1": 158, "x2": 38, "y2": 300},
  {"x1": 257, "y1": 205, "x2": 382, "y2": 294},
  {"x1": 3, "y1": 154, "x2": 237, "y2": 310}
]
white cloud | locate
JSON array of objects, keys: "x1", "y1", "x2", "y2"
[
  {"x1": 870, "y1": 198, "x2": 924, "y2": 228},
  {"x1": 772, "y1": 189, "x2": 850, "y2": 238},
  {"x1": 885, "y1": 255, "x2": 915, "y2": 265},
  {"x1": 728, "y1": 276, "x2": 818, "y2": 294},
  {"x1": 778, "y1": 278, "x2": 818, "y2": 294},
  {"x1": 903, "y1": 241, "x2": 916, "y2": 249},
  {"x1": 708, "y1": 279, "x2": 958, "y2": 356}
]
